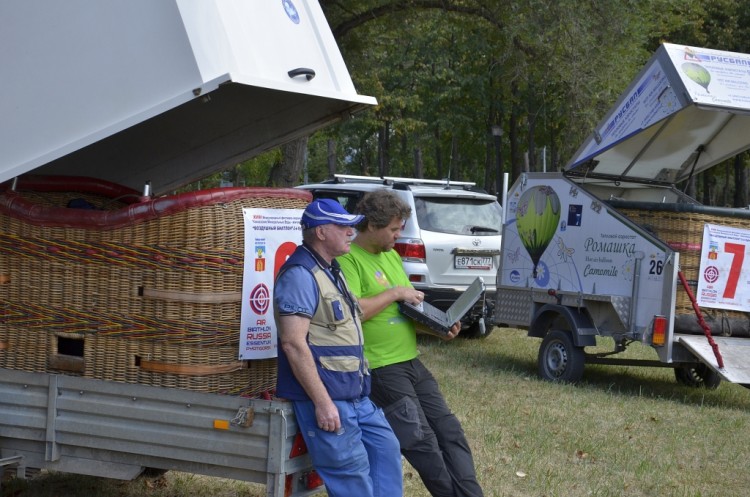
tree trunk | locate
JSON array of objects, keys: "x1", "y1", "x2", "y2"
[
  {"x1": 401, "y1": 132, "x2": 408, "y2": 175},
  {"x1": 327, "y1": 139, "x2": 337, "y2": 178},
  {"x1": 734, "y1": 153, "x2": 748, "y2": 207},
  {"x1": 378, "y1": 122, "x2": 390, "y2": 177},
  {"x1": 724, "y1": 161, "x2": 730, "y2": 206},
  {"x1": 413, "y1": 146, "x2": 424, "y2": 178},
  {"x1": 267, "y1": 136, "x2": 308, "y2": 187},
  {"x1": 434, "y1": 125, "x2": 443, "y2": 179},
  {"x1": 702, "y1": 172, "x2": 711, "y2": 205},
  {"x1": 527, "y1": 112, "x2": 537, "y2": 172},
  {"x1": 684, "y1": 176, "x2": 696, "y2": 199},
  {"x1": 510, "y1": 81, "x2": 521, "y2": 182},
  {"x1": 484, "y1": 136, "x2": 492, "y2": 193},
  {"x1": 360, "y1": 142, "x2": 372, "y2": 176},
  {"x1": 449, "y1": 135, "x2": 459, "y2": 180}
]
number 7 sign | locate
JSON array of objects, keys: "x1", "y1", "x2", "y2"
[
  {"x1": 697, "y1": 224, "x2": 750, "y2": 311},
  {"x1": 723, "y1": 242, "x2": 745, "y2": 299}
]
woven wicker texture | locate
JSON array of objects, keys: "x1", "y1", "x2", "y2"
[
  {"x1": 619, "y1": 206, "x2": 750, "y2": 334},
  {"x1": 0, "y1": 182, "x2": 310, "y2": 397}
]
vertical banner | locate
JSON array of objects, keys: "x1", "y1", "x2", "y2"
[
  {"x1": 239, "y1": 208, "x2": 303, "y2": 360},
  {"x1": 697, "y1": 223, "x2": 750, "y2": 312}
]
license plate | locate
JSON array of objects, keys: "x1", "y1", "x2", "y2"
[{"x1": 454, "y1": 255, "x2": 492, "y2": 270}]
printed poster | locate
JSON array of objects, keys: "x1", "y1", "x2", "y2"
[
  {"x1": 239, "y1": 208, "x2": 303, "y2": 360},
  {"x1": 696, "y1": 223, "x2": 750, "y2": 312},
  {"x1": 567, "y1": 58, "x2": 680, "y2": 169},
  {"x1": 665, "y1": 43, "x2": 750, "y2": 110}
]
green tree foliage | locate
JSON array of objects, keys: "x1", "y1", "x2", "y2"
[{"x1": 239, "y1": 0, "x2": 748, "y2": 206}]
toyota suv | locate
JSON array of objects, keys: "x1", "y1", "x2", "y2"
[{"x1": 298, "y1": 174, "x2": 503, "y2": 338}]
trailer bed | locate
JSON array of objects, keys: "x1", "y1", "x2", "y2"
[{"x1": 677, "y1": 335, "x2": 750, "y2": 385}]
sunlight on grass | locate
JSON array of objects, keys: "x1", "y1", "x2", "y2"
[{"x1": 419, "y1": 328, "x2": 750, "y2": 497}]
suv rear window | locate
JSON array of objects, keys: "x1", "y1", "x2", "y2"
[
  {"x1": 414, "y1": 197, "x2": 502, "y2": 235},
  {"x1": 309, "y1": 191, "x2": 364, "y2": 213}
]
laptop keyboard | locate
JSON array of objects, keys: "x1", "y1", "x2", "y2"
[{"x1": 420, "y1": 302, "x2": 447, "y2": 322}]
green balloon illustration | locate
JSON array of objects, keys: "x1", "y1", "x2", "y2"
[
  {"x1": 516, "y1": 186, "x2": 561, "y2": 278},
  {"x1": 681, "y1": 62, "x2": 711, "y2": 93}
]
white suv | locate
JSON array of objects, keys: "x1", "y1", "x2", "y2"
[{"x1": 298, "y1": 175, "x2": 503, "y2": 338}]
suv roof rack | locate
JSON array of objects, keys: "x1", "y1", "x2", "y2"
[{"x1": 331, "y1": 174, "x2": 476, "y2": 187}]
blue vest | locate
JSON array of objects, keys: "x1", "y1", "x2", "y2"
[{"x1": 275, "y1": 246, "x2": 370, "y2": 401}]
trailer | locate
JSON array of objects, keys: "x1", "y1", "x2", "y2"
[
  {"x1": 494, "y1": 43, "x2": 750, "y2": 388},
  {"x1": 0, "y1": 1, "x2": 375, "y2": 495},
  {"x1": 0, "y1": 369, "x2": 322, "y2": 496}
]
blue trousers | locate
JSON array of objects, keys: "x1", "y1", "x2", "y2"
[{"x1": 292, "y1": 397, "x2": 402, "y2": 497}]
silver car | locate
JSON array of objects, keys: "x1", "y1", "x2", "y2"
[{"x1": 298, "y1": 175, "x2": 503, "y2": 338}]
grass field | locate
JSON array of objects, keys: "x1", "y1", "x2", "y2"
[{"x1": 4, "y1": 327, "x2": 750, "y2": 497}]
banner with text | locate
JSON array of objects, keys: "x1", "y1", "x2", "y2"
[
  {"x1": 697, "y1": 223, "x2": 750, "y2": 312},
  {"x1": 239, "y1": 208, "x2": 303, "y2": 360}
]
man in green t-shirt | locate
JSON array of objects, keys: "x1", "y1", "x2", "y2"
[{"x1": 339, "y1": 190, "x2": 484, "y2": 497}]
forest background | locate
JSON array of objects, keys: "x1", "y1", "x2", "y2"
[{"x1": 201, "y1": 0, "x2": 750, "y2": 207}]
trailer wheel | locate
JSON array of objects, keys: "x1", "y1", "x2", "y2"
[
  {"x1": 674, "y1": 364, "x2": 721, "y2": 389},
  {"x1": 538, "y1": 329, "x2": 585, "y2": 383}
]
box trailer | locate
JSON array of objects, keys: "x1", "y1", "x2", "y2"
[
  {"x1": 494, "y1": 43, "x2": 750, "y2": 388},
  {"x1": 0, "y1": 2, "x2": 376, "y2": 496}
]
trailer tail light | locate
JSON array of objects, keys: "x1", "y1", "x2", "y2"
[
  {"x1": 305, "y1": 470, "x2": 324, "y2": 489},
  {"x1": 285, "y1": 475, "x2": 293, "y2": 497},
  {"x1": 285, "y1": 471, "x2": 324, "y2": 497},
  {"x1": 289, "y1": 431, "x2": 308, "y2": 458},
  {"x1": 394, "y1": 239, "x2": 426, "y2": 263},
  {"x1": 285, "y1": 433, "x2": 321, "y2": 497},
  {"x1": 652, "y1": 315, "x2": 667, "y2": 346}
]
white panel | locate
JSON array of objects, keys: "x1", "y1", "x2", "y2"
[
  {"x1": 0, "y1": 0, "x2": 375, "y2": 188},
  {"x1": 0, "y1": 1, "x2": 203, "y2": 180}
]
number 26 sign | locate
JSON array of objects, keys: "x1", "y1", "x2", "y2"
[{"x1": 697, "y1": 223, "x2": 750, "y2": 312}]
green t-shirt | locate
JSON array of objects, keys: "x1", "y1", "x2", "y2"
[{"x1": 339, "y1": 244, "x2": 418, "y2": 369}]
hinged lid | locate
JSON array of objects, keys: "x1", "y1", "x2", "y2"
[
  {"x1": 566, "y1": 43, "x2": 750, "y2": 185},
  {"x1": 0, "y1": 0, "x2": 376, "y2": 195}
]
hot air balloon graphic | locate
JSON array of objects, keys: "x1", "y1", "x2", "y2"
[
  {"x1": 681, "y1": 62, "x2": 711, "y2": 93},
  {"x1": 516, "y1": 185, "x2": 561, "y2": 278}
]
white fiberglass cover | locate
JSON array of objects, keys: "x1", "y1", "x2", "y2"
[
  {"x1": 566, "y1": 43, "x2": 750, "y2": 185},
  {"x1": 0, "y1": 0, "x2": 376, "y2": 194}
]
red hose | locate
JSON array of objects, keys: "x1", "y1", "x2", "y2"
[{"x1": 677, "y1": 271, "x2": 724, "y2": 369}]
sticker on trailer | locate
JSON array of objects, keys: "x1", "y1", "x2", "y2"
[{"x1": 501, "y1": 180, "x2": 668, "y2": 297}]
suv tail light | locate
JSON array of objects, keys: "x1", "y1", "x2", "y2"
[{"x1": 395, "y1": 239, "x2": 426, "y2": 263}]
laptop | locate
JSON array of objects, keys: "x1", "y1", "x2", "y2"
[{"x1": 398, "y1": 277, "x2": 485, "y2": 336}]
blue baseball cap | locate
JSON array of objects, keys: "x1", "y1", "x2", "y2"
[{"x1": 301, "y1": 199, "x2": 364, "y2": 229}]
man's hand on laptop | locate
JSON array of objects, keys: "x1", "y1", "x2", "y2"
[
  {"x1": 402, "y1": 287, "x2": 424, "y2": 305},
  {"x1": 441, "y1": 322, "x2": 461, "y2": 342}
]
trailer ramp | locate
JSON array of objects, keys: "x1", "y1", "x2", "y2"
[{"x1": 677, "y1": 335, "x2": 750, "y2": 385}]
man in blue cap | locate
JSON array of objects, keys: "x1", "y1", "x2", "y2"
[{"x1": 273, "y1": 198, "x2": 402, "y2": 497}]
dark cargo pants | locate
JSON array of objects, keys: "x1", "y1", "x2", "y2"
[{"x1": 370, "y1": 358, "x2": 484, "y2": 497}]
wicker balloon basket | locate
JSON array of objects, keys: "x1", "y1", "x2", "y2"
[
  {"x1": 612, "y1": 201, "x2": 750, "y2": 337},
  {"x1": 0, "y1": 176, "x2": 310, "y2": 396}
]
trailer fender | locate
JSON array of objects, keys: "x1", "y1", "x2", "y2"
[{"x1": 529, "y1": 304, "x2": 596, "y2": 347}]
